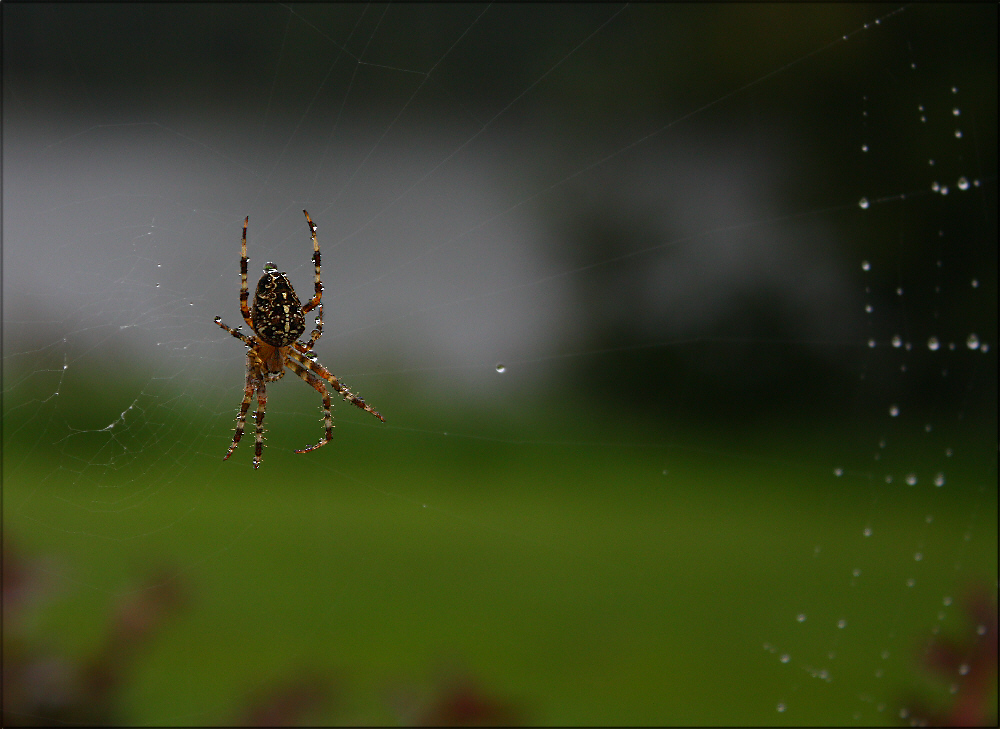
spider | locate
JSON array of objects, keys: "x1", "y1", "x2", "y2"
[{"x1": 214, "y1": 210, "x2": 384, "y2": 468}]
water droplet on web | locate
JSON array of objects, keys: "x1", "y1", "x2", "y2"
[
  {"x1": 889, "y1": 404, "x2": 899, "y2": 417},
  {"x1": 932, "y1": 181, "x2": 941, "y2": 192},
  {"x1": 863, "y1": 527, "x2": 873, "y2": 537},
  {"x1": 868, "y1": 338, "x2": 876, "y2": 348},
  {"x1": 796, "y1": 613, "x2": 807, "y2": 623},
  {"x1": 905, "y1": 473, "x2": 917, "y2": 486},
  {"x1": 837, "y1": 619, "x2": 847, "y2": 629},
  {"x1": 891, "y1": 335, "x2": 902, "y2": 347},
  {"x1": 495, "y1": 363, "x2": 506, "y2": 373},
  {"x1": 858, "y1": 197, "x2": 870, "y2": 209},
  {"x1": 953, "y1": 107, "x2": 961, "y2": 116},
  {"x1": 776, "y1": 703, "x2": 786, "y2": 713},
  {"x1": 865, "y1": 304, "x2": 873, "y2": 314},
  {"x1": 885, "y1": 475, "x2": 893, "y2": 484},
  {"x1": 833, "y1": 467, "x2": 843, "y2": 477},
  {"x1": 925, "y1": 424, "x2": 933, "y2": 432},
  {"x1": 957, "y1": 176, "x2": 969, "y2": 190},
  {"x1": 927, "y1": 337, "x2": 940, "y2": 351},
  {"x1": 914, "y1": 552, "x2": 923, "y2": 561},
  {"x1": 780, "y1": 654, "x2": 790, "y2": 663},
  {"x1": 934, "y1": 473, "x2": 945, "y2": 487},
  {"x1": 966, "y1": 333, "x2": 979, "y2": 349},
  {"x1": 852, "y1": 568, "x2": 861, "y2": 577},
  {"x1": 943, "y1": 596, "x2": 952, "y2": 606},
  {"x1": 952, "y1": 86, "x2": 959, "y2": 94},
  {"x1": 906, "y1": 578, "x2": 916, "y2": 587},
  {"x1": 977, "y1": 624, "x2": 987, "y2": 635},
  {"x1": 945, "y1": 448, "x2": 953, "y2": 457},
  {"x1": 958, "y1": 663, "x2": 970, "y2": 676},
  {"x1": 954, "y1": 129, "x2": 962, "y2": 138},
  {"x1": 861, "y1": 144, "x2": 868, "y2": 152},
  {"x1": 861, "y1": 260, "x2": 871, "y2": 271},
  {"x1": 263, "y1": 261, "x2": 278, "y2": 273},
  {"x1": 214, "y1": 316, "x2": 222, "y2": 323},
  {"x1": 971, "y1": 279, "x2": 979, "y2": 288},
  {"x1": 896, "y1": 287, "x2": 904, "y2": 296}
]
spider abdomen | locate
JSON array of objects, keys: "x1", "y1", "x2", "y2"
[{"x1": 251, "y1": 270, "x2": 306, "y2": 346}]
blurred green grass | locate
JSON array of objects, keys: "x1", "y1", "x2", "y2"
[{"x1": 3, "y1": 396, "x2": 996, "y2": 725}]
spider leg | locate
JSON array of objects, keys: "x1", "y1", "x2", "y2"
[
  {"x1": 214, "y1": 316, "x2": 255, "y2": 346},
  {"x1": 288, "y1": 346, "x2": 385, "y2": 423},
  {"x1": 285, "y1": 358, "x2": 334, "y2": 454},
  {"x1": 239, "y1": 216, "x2": 253, "y2": 328},
  {"x1": 300, "y1": 210, "x2": 323, "y2": 316},
  {"x1": 252, "y1": 380, "x2": 267, "y2": 469},
  {"x1": 225, "y1": 371, "x2": 255, "y2": 463}
]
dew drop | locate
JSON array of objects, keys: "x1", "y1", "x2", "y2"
[
  {"x1": 852, "y1": 568, "x2": 861, "y2": 577},
  {"x1": 896, "y1": 287, "x2": 904, "y2": 296},
  {"x1": 914, "y1": 552, "x2": 923, "y2": 561},
  {"x1": 966, "y1": 333, "x2": 980, "y2": 350},
  {"x1": 837, "y1": 619, "x2": 847, "y2": 629},
  {"x1": 885, "y1": 475, "x2": 893, "y2": 484},
  {"x1": 934, "y1": 473, "x2": 945, "y2": 487},
  {"x1": 861, "y1": 144, "x2": 868, "y2": 152},
  {"x1": 868, "y1": 338, "x2": 876, "y2": 348},
  {"x1": 952, "y1": 107, "x2": 961, "y2": 116},
  {"x1": 495, "y1": 363, "x2": 506, "y2": 373},
  {"x1": 943, "y1": 596, "x2": 952, "y2": 606},
  {"x1": 861, "y1": 260, "x2": 871, "y2": 271},
  {"x1": 889, "y1": 404, "x2": 899, "y2": 417},
  {"x1": 833, "y1": 467, "x2": 843, "y2": 477},
  {"x1": 777, "y1": 703, "x2": 786, "y2": 713},
  {"x1": 957, "y1": 176, "x2": 969, "y2": 190},
  {"x1": 905, "y1": 473, "x2": 918, "y2": 486},
  {"x1": 863, "y1": 527, "x2": 873, "y2": 537},
  {"x1": 780, "y1": 654, "x2": 790, "y2": 663},
  {"x1": 214, "y1": 316, "x2": 222, "y2": 323},
  {"x1": 858, "y1": 197, "x2": 870, "y2": 209},
  {"x1": 951, "y1": 86, "x2": 958, "y2": 94},
  {"x1": 263, "y1": 261, "x2": 278, "y2": 273},
  {"x1": 954, "y1": 130, "x2": 962, "y2": 138},
  {"x1": 906, "y1": 578, "x2": 916, "y2": 587},
  {"x1": 931, "y1": 181, "x2": 941, "y2": 192},
  {"x1": 796, "y1": 613, "x2": 807, "y2": 623},
  {"x1": 892, "y1": 335, "x2": 902, "y2": 347},
  {"x1": 865, "y1": 304, "x2": 874, "y2": 314},
  {"x1": 971, "y1": 279, "x2": 979, "y2": 288},
  {"x1": 927, "y1": 337, "x2": 940, "y2": 351}
]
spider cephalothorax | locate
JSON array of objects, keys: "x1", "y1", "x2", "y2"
[{"x1": 214, "y1": 210, "x2": 384, "y2": 468}]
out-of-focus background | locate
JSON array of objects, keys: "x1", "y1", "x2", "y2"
[{"x1": 3, "y1": 3, "x2": 996, "y2": 726}]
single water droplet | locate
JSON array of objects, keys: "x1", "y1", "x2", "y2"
[
  {"x1": 925, "y1": 424, "x2": 933, "y2": 432},
  {"x1": 934, "y1": 473, "x2": 945, "y2": 487},
  {"x1": 214, "y1": 316, "x2": 222, "y2": 323},
  {"x1": 155, "y1": 283, "x2": 161, "y2": 288},
  {"x1": 861, "y1": 260, "x2": 871, "y2": 271},
  {"x1": 777, "y1": 703, "x2": 786, "y2": 713},
  {"x1": 885, "y1": 475, "x2": 893, "y2": 484},
  {"x1": 953, "y1": 107, "x2": 961, "y2": 116},
  {"x1": 906, "y1": 473, "x2": 918, "y2": 486},
  {"x1": 833, "y1": 467, "x2": 843, "y2": 477},
  {"x1": 945, "y1": 448, "x2": 953, "y2": 457},
  {"x1": 958, "y1": 663, "x2": 970, "y2": 676},
  {"x1": 263, "y1": 261, "x2": 278, "y2": 273},
  {"x1": 858, "y1": 197, "x2": 870, "y2": 209},
  {"x1": 868, "y1": 338, "x2": 876, "y2": 348},
  {"x1": 852, "y1": 568, "x2": 861, "y2": 577},
  {"x1": 796, "y1": 613, "x2": 807, "y2": 623},
  {"x1": 896, "y1": 287, "x2": 904, "y2": 296},
  {"x1": 861, "y1": 144, "x2": 868, "y2": 152},
  {"x1": 865, "y1": 304, "x2": 874, "y2": 313},
  {"x1": 889, "y1": 404, "x2": 900, "y2": 417},
  {"x1": 863, "y1": 527, "x2": 873, "y2": 537},
  {"x1": 837, "y1": 619, "x2": 847, "y2": 629},
  {"x1": 957, "y1": 176, "x2": 969, "y2": 190},
  {"x1": 931, "y1": 181, "x2": 941, "y2": 192},
  {"x1": 906, "y1": 578, "x2": 916, "y2": 587},
  {"x1": 914, "y1": 552, "x2": 923, "y2": 561},
  {"x1": 780, "y1": 654, "x2": 790, "y2": 663},
  {"x1": 966, "y1": 333, "x2": 979, "y2": 349},
  {"x1": 940, "y1": 186, "x2": 950, "y2": 195},
  {"x1": 971, "y1": 279, "x2": 979, "y2": 288},
  {"x1": 929, "y1": 158, "x2": 935, "y2": 166},
  {"x1": 927, "y1": 337, "x2": 940, "y2": 351},
  {"x1": 977, "y1": 624, "x2": 987, "y2": 635},
  {"x1": 892, "y1": 335, "x2": 902, "y2": 348},
  {"x1": 495, "y1": 363, "x2": 506, "y2": 373},
  {"x1": 943, "y1": 596, "x2": 952, "y2": 606},
  {"x1": 951, "y1": 86, "x2": 958, "y2": 94},
  {"x1": 954, "y1": 130, "x2": 962, "y2": 138}
]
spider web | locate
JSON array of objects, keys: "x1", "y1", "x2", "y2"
[{"x1": 3, "y1": 4, "x2": 996, "y2": 725}]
